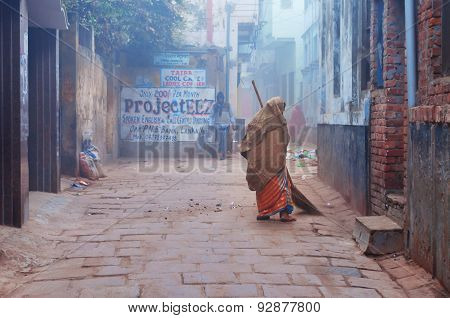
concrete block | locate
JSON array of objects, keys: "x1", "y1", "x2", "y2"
[{"x1": 353, "y1": 216, "x2": 403, "y2": 255}]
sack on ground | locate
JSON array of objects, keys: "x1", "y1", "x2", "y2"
[
  {"x1": 79, "y1": 152, "x2": 99, "y2": 180},
  {"x1": 83, "y1": 143, "x2": 107, "y2": 178}
]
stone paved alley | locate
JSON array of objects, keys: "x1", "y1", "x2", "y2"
[{"x1": 0, "y1": 157, "x2": 447, "y2": 298}]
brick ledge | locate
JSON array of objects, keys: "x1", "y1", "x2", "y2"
[{"x1": 409, "y1": 104, "x2": 449, "y2": 123}]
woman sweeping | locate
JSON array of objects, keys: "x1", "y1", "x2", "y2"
[{"x1": 240, "y1": 96, "x2": 317, "y2": 222}]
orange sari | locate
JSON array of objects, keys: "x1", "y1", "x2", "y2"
[{"x1": 256, "y1": 169, "x2": 294, "y2": 218}]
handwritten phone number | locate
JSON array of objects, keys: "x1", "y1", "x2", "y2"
[
  {"x1": 130, "y1": 134, "x2": 178, "y2": 142},
  {"x1": 147, "y1": 135, "x2": 177, "y2": 142}
]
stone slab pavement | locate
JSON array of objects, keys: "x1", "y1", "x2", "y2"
[{"x1": 0, "y1": 156, "x2": 447, "y2": 298}]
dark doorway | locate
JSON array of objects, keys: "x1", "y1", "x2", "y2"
[{"x1": 28, "y1": 28, "x2": 61, "y2": 193}]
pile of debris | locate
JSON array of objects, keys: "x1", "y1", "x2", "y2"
[
  {"x1": 69, "y1": 140, "x2": 107, "y2": 191},
  {"x1": 287, "y1": 147, "x2": 318, "y2": 168}
]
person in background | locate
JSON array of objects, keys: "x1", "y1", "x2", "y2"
[
  {"x1": 288, "y1": 104, "x2": 306, "y2": 145},
  {"x1": 210, "y1": 91, "x2": 236, "y2": 160}
]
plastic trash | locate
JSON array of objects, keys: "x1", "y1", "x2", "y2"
[
  {"x1": 78, "y1": 180, "x2": 89, "y2": 186},
  {"x1": 71, "y1": 183, "x2": 86, "y2": 190},
  {"x1": 230, "y1": 202, "x2": 238, "y2": 209}
]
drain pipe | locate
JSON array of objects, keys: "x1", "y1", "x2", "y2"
[{"x1": 405, "y1": 0, "x2": 417, "y2": 107}]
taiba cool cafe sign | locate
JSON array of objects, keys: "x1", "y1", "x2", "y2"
[
  {"x1": 121, "y1": 87, "x2": 215, "y2": 143},
  {"x1": 161, "y1": 69, "x2": 206, "y2": 88}
]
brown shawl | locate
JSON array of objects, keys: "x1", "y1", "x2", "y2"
[{"x1": 240, "y1": 97, "x2": 290, "y2": 192}]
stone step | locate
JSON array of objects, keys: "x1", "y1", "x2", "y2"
[{"x1": 353, "y1": 216, "x2": 403, "y2": 255}]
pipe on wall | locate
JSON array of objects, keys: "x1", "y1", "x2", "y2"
[
  {"x1": 225, "y1": 2, "x2": 233, "y2": 103},
  {"x1": 405, "y1": 0, "x2": 417, "y2": 107}
]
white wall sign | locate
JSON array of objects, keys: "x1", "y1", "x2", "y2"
[
  {"x1": 153, "y1": 53, "x2": 190, "y2": 66},
  {"x1": 161, "y1": 69, "x2": 206, "y2": 88},
  {"x1": 120, "y1": 87, "x2": 216, "y2": 143}
]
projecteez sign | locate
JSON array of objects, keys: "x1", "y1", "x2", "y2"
[{"x1": 120, "y1": 87, "x2": 215, "y2": 143}]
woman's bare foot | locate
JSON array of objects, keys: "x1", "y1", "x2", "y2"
[{"x1": 280, "y1": 212, "x2": 296, "y2": 222}]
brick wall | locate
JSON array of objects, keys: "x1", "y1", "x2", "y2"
[
  {"x1": 411, "y1": 0, "x2": 450, "y2": 124},
  {"x1": 369, "y1": 0, "x2": 407, "y2": 216},
  {"x1": 368, "y1": 0, "x2": 449, "y2": 290}
]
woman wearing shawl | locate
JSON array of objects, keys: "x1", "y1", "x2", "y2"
[{"x1": 240, "y1": 97, "x2": 317, "y2": 222}]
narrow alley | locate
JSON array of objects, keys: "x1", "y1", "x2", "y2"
[
  {"x1": 0, "y1": 156, "x2": 446, "y2": 298},
  {"x1": 1, "y1": 0, "x2": 449, "y2": 307}
]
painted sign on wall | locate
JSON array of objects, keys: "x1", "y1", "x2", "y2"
[
  {"x1": 161, "y1": 69, "x2": 206, "y2": 88},
  {"x1": 153, "y1": 53, "x2": 190, "y2": 66},
  {"x1": 121, "y1": 87, "x2": 215, "y2": 142}
]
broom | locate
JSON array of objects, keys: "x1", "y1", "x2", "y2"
[{"x1": 251, "y1": 80, "x2": 319, "y2": 213}]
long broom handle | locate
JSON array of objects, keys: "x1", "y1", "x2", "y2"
[{"x1": 252, "y1": 80, "x2": 264, "y2": 109}]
